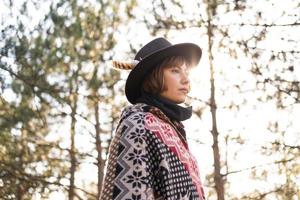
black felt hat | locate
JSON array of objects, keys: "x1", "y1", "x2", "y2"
[{"x1": 112, "y1": 37, "x2": 202, "y2": 104}]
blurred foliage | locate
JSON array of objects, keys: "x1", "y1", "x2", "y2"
[{"x1": 1, "y1": 0, "x2": 136, "y2": 199}]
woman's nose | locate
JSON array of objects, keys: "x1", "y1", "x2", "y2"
[{"x1": 181, "y1": 72, "x2": 190, "y2": 84}]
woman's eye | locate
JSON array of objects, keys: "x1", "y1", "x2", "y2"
[{"x1": 171, "y1": 69, "x2": 180, "y2": 73}]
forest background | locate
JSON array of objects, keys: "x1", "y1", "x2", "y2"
[{"x1": 0, "y1": 0, "x2": 299, "y2": 199}]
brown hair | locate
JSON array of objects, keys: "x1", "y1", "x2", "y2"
[{"x1": 142, "y1": 56, "x2": 190, "y2": 94}]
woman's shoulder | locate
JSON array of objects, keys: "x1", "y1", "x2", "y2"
[
  {"x1": 118, "y1": 103, "x2": 165, "y2": 127},
  {"x1": 119, "y1": 103, "x2": 151, "y2": 123},
  {"x1": 115, "y1": 104, "x2": 153, "y2": 140}
]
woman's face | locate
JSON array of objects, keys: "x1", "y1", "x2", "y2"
[{"x1": 160, "y1": 62, "x2": 191, "y2": 104}]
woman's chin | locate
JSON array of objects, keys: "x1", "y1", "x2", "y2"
[{"x1": 172, "y1": 98, "x2": 186, "y2": 104}]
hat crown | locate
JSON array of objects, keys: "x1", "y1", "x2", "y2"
[{"x1": 134, "y1": 38, "x2": 172, "y2": 61}]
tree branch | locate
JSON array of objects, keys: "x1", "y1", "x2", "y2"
[{"x1": 223, "y1": 158, "x2": 295, "y2": 177}]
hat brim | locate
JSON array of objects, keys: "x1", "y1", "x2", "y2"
[{"x1": 125, "y1": 43, "x2": 202, "y2": 104}]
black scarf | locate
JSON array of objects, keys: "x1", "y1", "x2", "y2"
[{"x1": 136, "y1": 91, "x2": 192, "y2": 121}]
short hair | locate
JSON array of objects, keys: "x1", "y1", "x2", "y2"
[{"x1": 142, "y1": 56, "x2": 190, "y2": 94}]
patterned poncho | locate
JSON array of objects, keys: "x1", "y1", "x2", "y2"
[{"x1": 100, "y1": 103, "x2": 205, "y2": 200}]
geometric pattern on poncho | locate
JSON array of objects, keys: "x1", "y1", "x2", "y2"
[{"x1": 100, "y1": 104, "x2": 205, "y2": 200}]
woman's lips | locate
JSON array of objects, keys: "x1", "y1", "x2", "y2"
[{"x1": 179, "y1": 88, "x2": 189, "y2": 94}]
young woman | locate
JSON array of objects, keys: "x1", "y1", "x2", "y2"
[{"x1": 100, "y1": 38, "x2": 205, "y2": 200}]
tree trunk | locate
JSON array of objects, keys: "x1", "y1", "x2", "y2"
[
  {"x1": 94, "y1": 97, "x2": 104, "y2": 199},
  {"x1": 69, "y1": 81, "x2": 79, "y2": 200},
  {"x1": 16, "y1": 128, "x2": 27, "y2": 200},
  {"x1": 206, "y1": 1, "x2": 225, "y2": 200},
  {"x1": 69, "y1": 103, "x2": 77, "y2": 200},
  {"x1": 16, "y1": 143, "x2": 24, "y2": 200}
]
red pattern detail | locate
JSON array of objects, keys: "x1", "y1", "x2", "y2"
[{"x1": 144, "y1": 113, "x2": 205, "y2": 199}]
